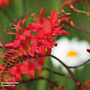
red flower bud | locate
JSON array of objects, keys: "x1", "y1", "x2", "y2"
[{"x1": 86, "y1": 49, "x2": 90, "y2": 53}]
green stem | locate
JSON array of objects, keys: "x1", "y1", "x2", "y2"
[{"x1": 77, "y1": 10, "x2": 90, "y2": 15}]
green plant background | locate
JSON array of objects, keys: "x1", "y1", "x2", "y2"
[{"x1": 0, "y1": 0, "x2": 90, "y2": 90}]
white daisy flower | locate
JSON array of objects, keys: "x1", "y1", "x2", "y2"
[{"x1": 51, "y1": 37, "x2": 90, "y2": 72}]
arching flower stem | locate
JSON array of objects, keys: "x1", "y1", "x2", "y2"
[
  {"x1": 27, "y1": 59, "x2": 71, "y2": 78},
  {"x1": 50, "y1": 54, "x2": 80, "y2": 90}
]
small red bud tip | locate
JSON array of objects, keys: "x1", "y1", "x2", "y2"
[
  {"x1": 3, "y1": 60, "x2": 7, "y2": 63},
  {"x1": 54, "y1": 79, "x2": 59, "y2": 83},
  {"x1": 60, "y1": 85, "x2": 64, "y2": 89},
  {"x1": 87, "y1": 79, "x2": 90, "y2": 83},
  {"x1": 69, "y1": 10, "x2": 72, "y2": 13},
  {"x1": 2, "y1": 64, "x2": 5, "y2": 67},
  {"x1": 68, "y1": 4, "x2": 77, "y2": 12},
  {"x1": 87, "y1": 14, "x2": 90, "y2": 16},
  {"x1": 76, "y1": 82, "x2": 82, "y2": 87},
  {"x1": 48, "y1": 84, "x2": 52, "y2": 87},
  {"x1": 60, "y1": 9, "x2": 64, "y2": 12},
  {"x1": 86, "y1": 49, "x2": 90, "y2": 53}
]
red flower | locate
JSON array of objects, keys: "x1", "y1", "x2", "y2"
[
  {"x1": 2, "y1": 7, "x2": 70, "y2": 82},
  {"x1": 7, "y1": 63, "x2": 28, "y2": 81},
  {"x1": 7, "y1": 57, "x2": 45, "y2": 80},
  {"x1": 4, "y1": 8, "x2": 70, "y2": 57},
  {"x1": 3, "y1": 8, "x2": 70, "y2": 74},
  {"x1": 4, "y1": 14, "x2": 32, "y2": 54},
  {"x1": 29, "y1": 8, "x2": 70, "y2": 56}
]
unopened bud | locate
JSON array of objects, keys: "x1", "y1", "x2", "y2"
[{"x1": 86, "y1": 49, "x2": 90, "y2": 53}]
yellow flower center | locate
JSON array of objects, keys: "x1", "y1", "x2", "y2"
[{"x1": 67, "y1": 51, "x2": 77, "y2": 57}]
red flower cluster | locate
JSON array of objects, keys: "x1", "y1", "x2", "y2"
[
  {"x1": 4, "y1": 7, "x2": 70, "y2": 57},
  {"x1": 0, "y1": 0, "x2": 15, "y2": 8},
  {"x1": 7, "y1": 57, "x2": 45, "y2": 81},
  {"x1": 0, "y1": 7, "x2": 70, "y2": 81}
]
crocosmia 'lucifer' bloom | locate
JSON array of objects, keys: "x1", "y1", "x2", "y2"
[{"x1": 4, "y1": 7, "x2": 70, "y2": 57}]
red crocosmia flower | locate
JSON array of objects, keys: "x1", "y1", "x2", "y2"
[
  {"x1": 4, "y1": 7, "x2": 70, "y2": 57},
  {"x1": 4, "y1": 15, "x2": 32, "y2": 53},
  {"x1": 2, "y1": 7, "x2": 70, "y2": 82},
  {"x1": 29, "y1": 8, "x2": 70, "y2": 56},
  {"x1": 7, "y1": 63, "x2": 28, "y2": 81}
]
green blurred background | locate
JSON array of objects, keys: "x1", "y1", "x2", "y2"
[{"x1": 0, "y1": 0, "x2": 90, "y2": 90}]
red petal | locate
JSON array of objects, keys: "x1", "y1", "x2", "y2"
[
  {"x1": 20, "y1": 34, "x2": 26, "y2": 41},
  {"x1": 39, "y1": 7, "x2": 44, "y2": 24},
  {"x1": 20, "y1": 65, "x2": 28, "y2": 74},
  {"x1": 16, "y1": 20, "x2": 21, "y2": 34},
  {"x1": 28, "y1": 52, "x2": 34, "y2": 57},
  {"x1": 28, "y1": 69, "x2": 35, "y2": 78},
  {"x1": 31, "y1": 38, "x2": 37, "y2": 52},
  {"x1": 58, "y1": 30, "x2": 70, "y2": 35},
  {"x1": 4, "y1": 43, "x2": 14, "y2": 49},
  {"x1": 36, "y1": 47, "x2": 45, "y2": 56},
  {"x1": 49, "y1": 10, "x2": 58, "y2": 25},
  {"x1": 0, "y1": 0, "x2": 3, "y2": 7},
  {"x1": 31, "y1": 44, "x2": 37, "y2": 52},
  {"x1": 3, "y1": 0, "x2": 9, "y2": 6},
  {"x1": 43, "y1": 18, "x2": 52, "y2": 36},
  {"x1": 23, "y1": 14, "x2": 29, "y2": 29},
  {"x1": 13, "y1": 40, "x2": 20, "y2": 48},
  {"x1": 10, "y1": 77, "x2": 16, "y2": 82},
  {"x1": 16, "y1": 73, "x2": 22, "y2": 81},
  {"x1": 41, "y1": 41, "x2": 53, "y2": 48},
  {"x1": 49, "y1": 39, "x2": 57, "y2": 46},
  {"x1": 7, "y1": 66, "x2": 17, "y2": 75},
  {"x1": 36, "y1": 29, "x2": 44, "y2": 39},
  {"x1": 38, "y1": 57, "x2": 45, "y2": 66},
  {"x1": 46, "y1": 48, "x2": 52, "y2": 55},
  {"x1": 24, "y1": 30, "x2": 31, "y2": 38},
  {"x1": 27, "y1": 23, "x2": 38, "y2": 32}
]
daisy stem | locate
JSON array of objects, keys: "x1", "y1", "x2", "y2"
[
  {"x1": 50, "y1": 54, "x2": 80, "y2": 89},
  {"x1": 69, "y1": 59, "x2": 90, "y2": 68},
  {"x1": 27, "y1": 59, "x2": 71, "y2": 78}
]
